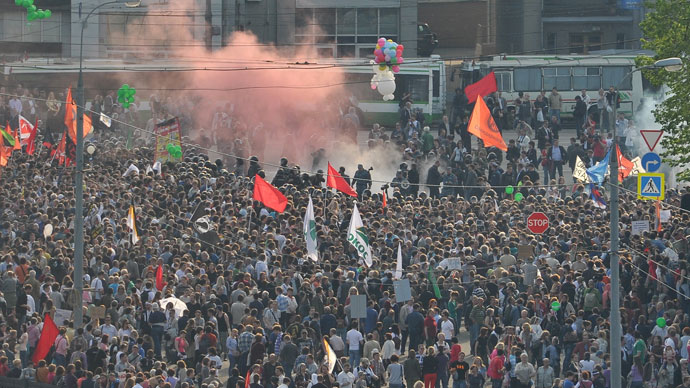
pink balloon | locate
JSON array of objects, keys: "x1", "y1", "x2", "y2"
[
  {"x1": 398, "y1": 44, "x2": 404, "y2": 51},
  {"x1": 398, "y1": 57, "x2": 404, "y2": 64},
  {"x1": 374, "y1": 49, "x2": 382, "y2": 56},
  {"x1": 392, "y1": 65, "x2": 400, "y2": 73},
  {"x1": 371, "y1": 83, "x2": 377, "y2": 90},
  {"x1": 378, "y1": 38, "x2": 386, "y2": 47}
]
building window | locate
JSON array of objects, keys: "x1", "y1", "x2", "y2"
[
  {"x1": 1, "y1": 11, "x2": 62, "y2": 42},
  {"x1": 573, "y1": 67, "x2": 601, "y2": 90},
  {"x1": 295, "y1": 8, "x2": 399, "y2": 58},
  {"x1": 569, "y1": 33, "x2": 602, "y2": 54},
  {"x1": 616, "y1": 33, "x2": 625, "y2": 49},
  {"x1": 546, "y1": 33, "x2": 556, "y2": 54}
]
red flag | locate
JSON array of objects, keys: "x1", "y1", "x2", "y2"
[
  {"x1": 26, "y1": 118, "x2": 38, "y2": 156},
  {"x1": 12, "y1": 126, "x2": 21, "y2": 151},
  {"x1": 65, "y1": 87, "x2": 93, "y2": 143},
  {"x1": 18, "y1": 115, "x2": 34, "y2": 144},
  {"x1": 245, "y1": 370, "x2": 251, "y2": 388},
  {"x1": 616, "y1": 145, "x2": 634, "y2": 182},
  {"x1": 465, "y1": 72, "x2": 498, "y2": 103},
  {"x1": 155, "y1": 265, "x2": 165, "y2": 291},
  {"x1": 253, "y1": 174, "x2": 288, "y2": 213},
  {"x1": 656, "y1": 200, "x2": 662, "y2": 232},
  {"x1": 32, "y1": 314, "x2": 59, "y2": 365},
  {"x1": 382, "y1": 192, "x2": 387, "y2": 208},
  {"x1": 467, "y1": 96, "x2": 507, "y2": 151},
  {"x1": 327, "y1": 163, "x2": 358, "y2": 197},
  {"x1": 0, "y1": 144, "x2": 9, "y2": 167}
]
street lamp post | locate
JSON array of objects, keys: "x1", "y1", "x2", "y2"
[
  {"x1": 75, "y1": 0, "x2": 140, "y2": 328},
  {"x1": 608, "y1": 56, "x2": 682, "y2": 388}
]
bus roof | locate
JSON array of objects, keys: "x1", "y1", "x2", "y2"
[{"x1": 473, "y1": 54, "x2": 644, "y2": 69}]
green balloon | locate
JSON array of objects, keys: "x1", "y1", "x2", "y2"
[
  {"x1": 515, "y1": 192, "x2": 524, "y2": 202},
  {"x1": 29, "y1": 4, "x2": 36, "y2": 12},
  {"x1": 37, "y1": 10, "x2": 45, "y2": 18},
  {"x1": 122, "y1": 84, "x2": 130, "y2": 90},
  {"x1": 45, "y1": 9, "x2": 51, "y2": 18},
  {"x1": 15, "y1": 0, "x2": 21, "y2": 6},
  {"x1": 505, "y1": 185, "x2": 514, "y2": 194},
  {"x1": 657, "y1": 317, "x2": 666, "y2": 328},
  {"x1": 166, "y1": 143, "x2": 175, "y2": 152},
  {"x1": 27, "y1": 12, "x2": 37, "y2": 21},
  {"x1": 128, "y1": 97, "x2": 134, "y2": 103},
  {"x1": 551, "y1": 301, "x2": 561, "y2": 311},
  {"x1": 28, "y1": 0, "x2": 34, "y2": 5}
]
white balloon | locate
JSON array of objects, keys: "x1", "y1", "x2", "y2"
[
  {"x1": 43, "y1": 224, "x2": 53, "y2": 238},
  {"x1": 377, "y1": 76, "x2": 396, "y2": 97}
]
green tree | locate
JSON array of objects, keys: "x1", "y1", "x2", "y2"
[{"x1": 637, "y1": 0, "x2": 690, "y2": 180}]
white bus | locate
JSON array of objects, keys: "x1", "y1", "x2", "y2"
[{"x1": 458, "y1": 55, "x2": 648, "y2": 118}]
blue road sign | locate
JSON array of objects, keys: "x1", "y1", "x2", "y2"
[
  {"x1": 637, "y1": 173, "x2": 665, "y2": 200},
  {"x1": 641, "y1": 152, "x2": 662, "y2": 173}
]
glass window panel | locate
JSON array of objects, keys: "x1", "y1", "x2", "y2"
[
  {"x1": 337, "y1": 45, "x2": 355, "y2": 58},
  {"x1": 543, "y1": 68, "x2": 556, "y2": 76},
  {"x1": 602, "y1": 66, "x2": 632, "y2": 89},
  {"x1": 295, "y1": 8, "x2": 312, "y2": 36},
  {"x1": 2, "y1": 11, "x2": 23, "y2": 41},
  {"x1": 317, "y1": 47, "x2": 335, "y2": 58},
  {"x1": 357, "y1": 36, "x2": 378, "y2": 44},
  {"x1": 359, "y1": 47, "x2": 374, "y2": 58},
  {"x1": 337, "y1": 36, "x2": 355, "y2": 43},
  {"x1": 587, "y1": 67, "x2": 600, "y2": 76},
  {"x1": 42, "y1": 12, "x2": 61, "y2": 42},
  {"x1": 379, "y1": 8, "x2": 398, "y2": 35},
  {"x1": 357, "y1": 8, "x2": 377, "y2": 35},
  {"x1": 315, "y1": 35, "x2": 335, "y2": 44},
  {"x1": 24, "y1": 19, "x2": 42, "y2": 42},
  {"x1": 573, "y1": 67, "x2": 601, "y2": 90},
  {"x1": 514, "y1": 68, "x2": 541, "y2": 91},
  {"x1": 495, "y1": 72, "x2": 511, "y2": 92},
  {"x1": 337, "y1": 8, "x2": 355, "y2": 35},
  {"x1": 315, "y1": 8, "x2": 335, "y2": 35},
  {"x1": 433, "y1": 70, "x2": 440, "y2": 97}
]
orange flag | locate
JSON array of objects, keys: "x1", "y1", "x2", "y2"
[
  {"x1": 65, "y1": 88, "x2": 93, "y2": 142},
  {"x1": 467, "y1": 96, "x2": 507, "y2": 151},
  {"x1": 616, "y1": 145, "x2": 634, "y2": 182},
  {"x1": 382, "y1": 192, "x2": 387, "y2": 208}
]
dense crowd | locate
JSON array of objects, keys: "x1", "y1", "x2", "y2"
[{"x1": 0, "y1": 84, "x2": 689, "y2": 388}]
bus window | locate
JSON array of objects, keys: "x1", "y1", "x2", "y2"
[
  {"x1": 602, "y1": 66, "x2": 633, "y2": 90},
  {"x1": 495, "y1": 72, "x2": 512, "y2": 92},
  {"x1": 432, "y1": 70, "x2": 440, "y2": 98},
  {"x1": 573, "y1": 67, "x2": 601, "y2": 90},
  {"x1": 543, "y1": 67, "x2": 571, "y2": 91},
  {"x1": 394, "y1": 74, "x2": 430, "y2": 103},
  {"x1": 514, "y1": 68, "x2": 541, "y2": 91}
]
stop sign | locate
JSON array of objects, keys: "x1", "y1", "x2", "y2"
[{"x1": 527, "y1": 212, "x2": 549, "y2": 234}]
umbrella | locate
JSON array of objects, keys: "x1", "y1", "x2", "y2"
[{"x1": 158, "y1": 297, "x2": 187, "y2": 319}]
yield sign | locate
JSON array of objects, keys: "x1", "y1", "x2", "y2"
[{"x1": 640, "y1": 130, "x2": 664, "y2": 152}]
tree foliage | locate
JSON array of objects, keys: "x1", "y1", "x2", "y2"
[{"x1": 637, "y1": 0, "x2": 690, "y2": 181}]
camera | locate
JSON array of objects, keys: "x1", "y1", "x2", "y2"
[{"x1": 381, "y1": 184, "x2": 390, "y2": 191}]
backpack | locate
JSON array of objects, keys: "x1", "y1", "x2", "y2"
[{"x1": 393, "y1": 336, "x2": 401, "y2": 350}]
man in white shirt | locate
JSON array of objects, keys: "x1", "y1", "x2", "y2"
[
  {"x1": 100, "y1": 316, "x2": 118, "y2": 339},
  {"x1": 440, "y1": 311, "x2": 455, "y2": 342},
  {"x1": 24, "y1": 284, "x2": 35, "y2": 315},
  {"x1": 337, "y1": 363, "x2": 356, "y2": 388},
  {"x1": 263, "y1": 301, "x2": 281, "y2": 329},
  {"x1": 90, "y1": 272, "x2": 105, "y2": 303},
  {"x1": 346, "y1": 324, "x2": 363, "y2": 368}
]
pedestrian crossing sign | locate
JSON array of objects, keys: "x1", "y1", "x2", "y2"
[{"x1": 637, "y1": 173, "x2": 665, "y2": 200}]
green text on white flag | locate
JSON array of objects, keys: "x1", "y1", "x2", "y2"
[
  {"x1": 348, "y1": 204, "x2": 372, "y2": 267},
  {"x1": 304, "y1": 195, "x2": 318, "y2": 261}
]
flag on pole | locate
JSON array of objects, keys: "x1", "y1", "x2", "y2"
[
  {"x1": 347, "y1": 204, "x2": 372, "y2": 267},
  {"x1": 17, "y1": 115, "x2": 34, "y2": 144},
  {"x1": 382, "y1": 192, "x2": 387, "y2": 208},
  {"x1": 427, "y1": 263, "x2": 442, "y2": 299},
  {"x1": 394, "y1": 243, "x2": 403, "y2": 280},
  {"x1": 64, "y1": 87, "x2": 93, "y2": 142},
  {"x1": 327, "y1": 162, "x2": 358, "y2": 197},
  {"x1": 589, "y1": 183, "x2": 607, "y2": 209},
  {"x1": 155, "y1": 265, "x2": 165, "y2": 291},
  {"x1": 252, "y1": 174, "x2": 288, "y2": 213},
  {"x1": 100, "y1": 112, "x2": 112, "y2": 128},
  {"x1": 25, "y1": 118, "x2": 38, "y2": 156},
  {"x1": 304, "y1": 195, "x2": 318, "y2": 262},
  {"x1": 32, "y1": 314, "x2": 59, "y2": 365},
  {"x1": 464, "y1": 72, "x2": 498, "y2": 103},
  {"x1": 572, "y1": 155, "x2": 591, "y2": 183},
  {"x1": 586, "y1": 149, "x2": 611, "y2": 185},
  {"x1": 323, "y1": 338, "x2": 337, "y2": 373},
  {"x1": 616, "y1": 145, "x2": 634, "y2": 182},
  {"x1": 127, "y1": 205, "x2": 140, "y2": 244},
  {"x1": 656, "y1": 200, "x2": 662, "y2": 232},
  {"x1": 12, "y1": 125, "x2": 21, "y2": 151},
  {"x1": 467, "y1": 96, "x2": 507, "y2": 151}
]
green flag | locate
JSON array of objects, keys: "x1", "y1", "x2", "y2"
[
  {"x1": 428, "y1": 263, "x2": 441, "y2": 299},
  {"x1": 1, "y1": 126, "x2": 15, "y2": 147}
]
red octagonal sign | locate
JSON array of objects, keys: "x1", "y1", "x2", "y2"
[{"x1": 527, "y1": 212, "x2": 549, "y2": 234}]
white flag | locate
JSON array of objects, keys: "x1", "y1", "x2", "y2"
[
  {"x1": 123, "y1": 163, "x2": 140, "y2": 177},
  {"x1": 348, "y1": 204, "x2": 372, "y2": 267},
  {"x1": 394, "y1": 243, "x2": 403, "y2": 280},
  {"x1": 629, "y1": 156, "x2": 646, "y2": 177},
  {"x1": 152, "y1": 161, "x2": 162, "y2": 175},
  {"x1": 100, "y1": 112, "x2": 112, "y2": 128},
  {"x1": 304, "y1": 195, "x2": 318, "y2": 262},
  {"x1": 127, "y1": 205, "x2": 139, "y2": 244},
  {"x1": 573, "y1": 155, "x2": 591, "y2": 183}
]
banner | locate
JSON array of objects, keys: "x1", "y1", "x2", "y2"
[{"x1": 154, "y1": 117, "x2": 182, "y2": 163}]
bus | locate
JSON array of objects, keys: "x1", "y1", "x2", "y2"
[
  {"x1": 339, "y1": 55, "x2": 446, "y2": 126},
  {"x1": 454, "y1": 55, "x2": 647, "y2": 119}
]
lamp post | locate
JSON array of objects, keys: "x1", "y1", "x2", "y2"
[
  {"x1": 75, "y1": 0, "x2": 140, "y2": 328},
  {"x1": 608, "y1": 56, "x2": 682, "y2": 388}
]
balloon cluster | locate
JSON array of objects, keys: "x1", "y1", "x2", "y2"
[
  {"x1": 16, "y1": 0, "x2": 52, "y2": 21},
  {"x1": 370, "y1": 63, "x2": 396, "y2": 101},
  {"x1": 118, "y1": 84, "x2": 136, "y2": 108},
  {"x1": 166, "y1": 143, "x2": 182, "y2": 159},
  {"x1": 373, "y1": 37, "x2": 404, "y2": 73},
  {"x1": 505, "y1": 185, "x2": 524, "y2": 201}
]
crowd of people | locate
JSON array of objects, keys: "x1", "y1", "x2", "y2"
[{"x1": 0, "y1": 84, "x2": 689, "y2": 388}]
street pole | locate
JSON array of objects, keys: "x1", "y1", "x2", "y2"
[
  {"x1": 609, "y1": 92, "x2": 621, "y2": 388},
  {"x1": 75, "y1": 0, "x2": 135, "y2": 328}
]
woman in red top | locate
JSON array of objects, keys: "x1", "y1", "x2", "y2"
[{"x1": 487, "y1": 348, "x2": 506, "y2": 388}]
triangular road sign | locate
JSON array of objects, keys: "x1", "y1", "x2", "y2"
[
  {"x1": 640, "y1": 130, "x2": 664, "y2": 152},
  {"x1": 642, "y1": 178, "x2": 660, "y2": 194}
]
